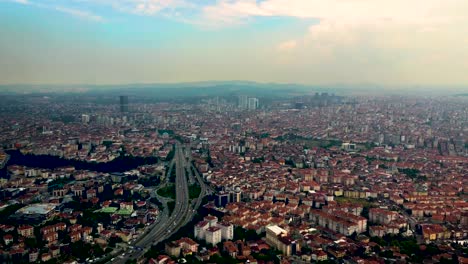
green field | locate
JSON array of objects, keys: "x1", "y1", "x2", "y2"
[
  {"x1": 116, "y1": 209, "x2": 133, "y2": 216},
  {"x1": 95, "y1": 207, "x2": 118, "y2": 213}
]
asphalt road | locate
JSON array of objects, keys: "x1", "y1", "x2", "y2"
[{"x1": 111, "y1": 143, "x2": 194, "y2": 264}]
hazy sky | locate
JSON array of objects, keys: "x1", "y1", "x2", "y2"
[{"x1": 1, "y1": 0, "x2": 468, "y2": 86}]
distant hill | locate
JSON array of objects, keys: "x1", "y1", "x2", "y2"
[
  {"x1": 0, "y1": 81, "x2": 339, "y2": 98},
  {"x1": 1, "y1": 82, "x2": 466, "y2": 96}
]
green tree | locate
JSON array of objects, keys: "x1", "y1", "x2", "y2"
[{"x1": 24, "y1": 237, "x2": 38, "y2": 249}]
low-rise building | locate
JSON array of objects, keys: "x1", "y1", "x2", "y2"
[{"x1": 265, "y1": 225, "x2": 299, "y2": 256}]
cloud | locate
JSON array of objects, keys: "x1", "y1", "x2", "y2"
[
  {"x1": 133, "y1": 0, "x2": 179, "y2": 15},
  {"x1": 198, "y1": 0, "x2": 468, "y2": 85},
  {"x1": 7, "y1": 0, "x2": 196, "y2": 24},
  {"x1": 4, "y1": 0, "x2": 468, "y2": 85},
  {"x1": 202, "y1": 0, "x2": 466, "y2": 26},
  {"x1": 11, "y1": 0, "x2": 29, "y2": 4},
  {"x1": 202, "y1": 0, "x2": 272, "y2": 25},
  {"x1": 88, "y1": 0, "x2": 191, "y2": 16},
  {"x1": 7, "y1": 0, "x2": 105, "y2": 22},
  {"x1": 55, "y1": 6, "x2": 104, "y2": 22},
  {"x1": 277, "y1": 40, "x2": 297, "y2": 52}
]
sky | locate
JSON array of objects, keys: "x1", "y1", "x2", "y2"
[{"x1": 1, "y1": 0, "x2": 468, "y2": 87}]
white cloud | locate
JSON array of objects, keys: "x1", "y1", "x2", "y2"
[
  {"x1": 55, "y1": 6, "x2": 104, "y2": 22},
  {"x1": 277, "y1": 40, "x2": 297, "y2": 52},
  {"x1": 5, "y1": 0, "x2": 468, "y2": 85},
  {"x1": 200, "y1": 0, "x2": 468, "y2": 85},
  {"x1": 135, "y1": 0, "x2": 187, "y2": 15},
  {"x1": 90, "y1": 0, "x2": 190, "y2": 16},
  {"x1": 11, "y1": 0, "x2": 29, "y2": 4},
  {"x1": 8, "y1": 0, "x2": 105, "y2": 22},
  {"x1": 202, "y1": 0, "x2": 271, "y2": 24},
  {"x1": 202, "y1": 0, "x2": 467, "y2": 26}
]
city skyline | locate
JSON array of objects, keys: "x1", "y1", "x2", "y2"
[{"x1": 1, "y1": 0, "x2": 468, "y2": 87}]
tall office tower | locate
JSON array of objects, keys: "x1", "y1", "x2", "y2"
[
  {"x1": 238, "y1": 95, "x2": 248, "y2": 109},
  {"x1": 230, "y1": 187, "x2": 242, "y2": 203},
  {"x1": 81, "y1": 114, "x2": 90, "y2": 124},
  {"x1": 248, "y1": 97, "x2": 259, "y2": 110},
  {"x1": 120, "y1": 96, "x2": 129, "y2": 113}
]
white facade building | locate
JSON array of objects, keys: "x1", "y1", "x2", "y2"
[
  {"x1": 194, "y1": 215, "x2": 234, "y2": 244},
  {"x1": 205, "y1": 226, "x2": 222, "y2": 245}
]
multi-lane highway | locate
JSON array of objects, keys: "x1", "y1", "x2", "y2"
[
  {"x1": 185, "y1": 148, "x2": 215, "y2": 196},
  {"x1": 112, "y1": 143, "x2": 203, "y2": 264}
]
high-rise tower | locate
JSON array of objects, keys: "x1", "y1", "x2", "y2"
[
  {"x1": 248, "y1": 97, "x2": 259, "y2": 110},
  {"x1": 120, "y1": 96, "x2": 129, "y2": 113}
]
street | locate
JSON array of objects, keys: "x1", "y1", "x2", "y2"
[{"x1": 111, "y1": 143, "x2": 207, "y2": 264}]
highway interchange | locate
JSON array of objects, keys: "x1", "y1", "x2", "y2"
[{"x1": 111, "y1": 143, "x2": 209, "y2": 264}]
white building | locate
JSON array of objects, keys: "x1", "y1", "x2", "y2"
[
  {"x1": 194, "y1": 215, "x2": 234, "y2": 244},
  {"x1": 204, "y1": 215, "x2": 218, "y2": 226},
  {"x1": 81, "y1": 114, "x2": 90, "y2": 124},
  {"x1": 217, "y1": 221, "x2": 234, "y2": 240},
  {"x1": 238, "y1": 95, "x2": 249, "y2": 109},
  {"x1": 194, "y1": 221, "x2": 210, "y2": 240},
  {"x1": 248, "y1": 97, "x2": 259, "y2": 110},
  {"x1": 205, "y1": 226, "x2": 222, "y2": 245},
  {"x1": 265, "y1": 225, "x2": 298, "y2": 256}
]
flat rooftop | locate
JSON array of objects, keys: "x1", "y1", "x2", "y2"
[
  {"x1": 267, "y1": 225, "x2": 287, "y2": 236},
  {"x1": 17, "y1": 203, "x2": 56, "y2": 215}
]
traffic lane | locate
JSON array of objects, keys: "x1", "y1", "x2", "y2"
[{"x1": 114, "y1": 145, "x2": 191, "y2": 264}]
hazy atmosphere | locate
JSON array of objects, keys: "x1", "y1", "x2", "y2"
[
  {"x1": 1, "y1": 0, "x2": 468, "y2": 87},
  {"x1": 0, "y1": 2, "x2": 467, "y2": 264}
]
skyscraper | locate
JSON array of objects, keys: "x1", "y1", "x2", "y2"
[
  {"x1": 120, "y1": 96, "x2": 129, "y2": 113},
  {"x1": 248, "y1": 97, "x2": 259, "y2": 110},
  {"x1": 238, "y1": 95, "x2": 248, "y2": 109},
  {"x1": 81, "y1": 114, "x2": 90, "y2": 124}
]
